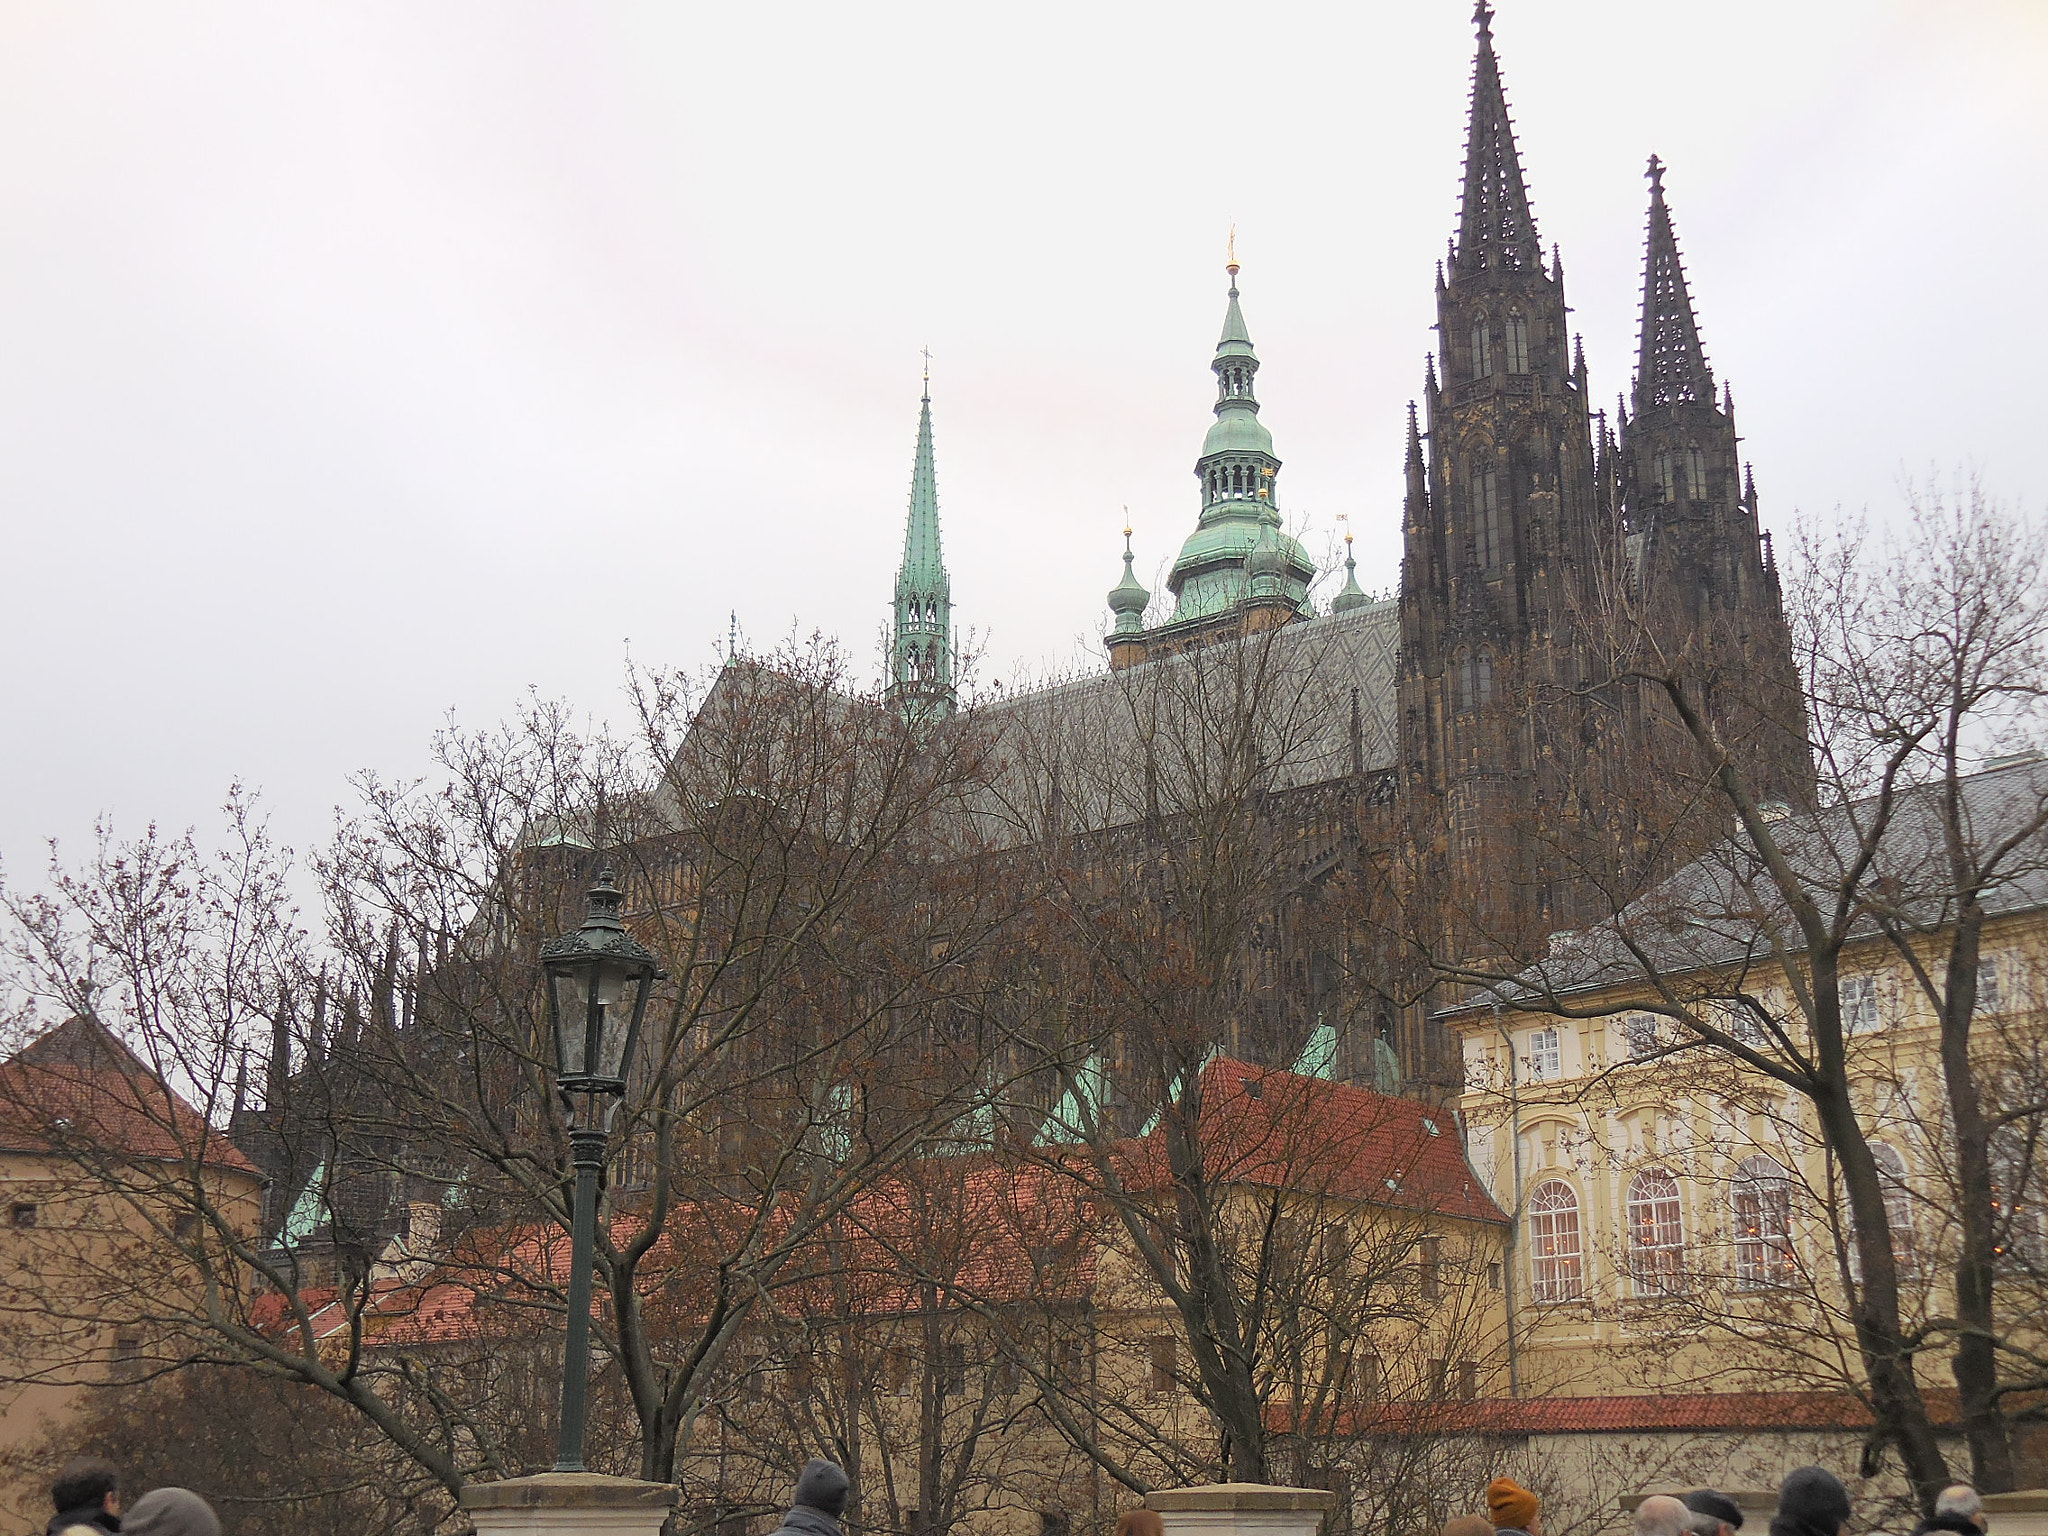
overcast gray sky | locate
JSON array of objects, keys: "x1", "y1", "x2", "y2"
[{"x1": 2, "y1": 1, "x2": 2043, "y2": 879}]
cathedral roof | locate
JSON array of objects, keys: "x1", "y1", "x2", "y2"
[{"x1": 978, "y1": 598, "x2": 1400, "y2": 843}]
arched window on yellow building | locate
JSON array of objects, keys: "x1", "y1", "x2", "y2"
[
  {"x1": 1528, "y1": 1179, "x2": 1584, "y2": 1303},
  {"x1": 1626, "y1": 1168, "x2": 1685, "y2": 1295},
  {"x1": 1734, "y1": 1155, "x2": 1795, "y2": 1288}
]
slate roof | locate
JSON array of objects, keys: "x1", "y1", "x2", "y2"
[
  {"x1": 1440, "y1": 756, "x2": 2048, "y2": 1015},
  {"x1": 972, "y1": 601, "x2": 1400, "y2": 842}
]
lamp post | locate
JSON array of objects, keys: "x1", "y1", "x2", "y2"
[{"x1": 540, "y1": 868, "x2": 661, "y2": 1473}]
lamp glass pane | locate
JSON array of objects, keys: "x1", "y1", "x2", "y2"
[
  {"x1": 549, "y1": 968, "x2": 589, "y2": 1077},
  {"x1": 590, "y1": 959, "x2": 634, "y2": 1082}
]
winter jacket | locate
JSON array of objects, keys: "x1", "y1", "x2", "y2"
[
  {"x1": 47, "y1": 1508, "x2": 119, "y2": 1536},
  {"x1": 1910, "y1": 1517, "x2": 1982, "y2": 1536},
  {"x1": 770, "y1": 1506, "x2": 846, "y2": 1536}
]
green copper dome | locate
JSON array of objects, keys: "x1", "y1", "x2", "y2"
[{"x1": 1202, "y1": 409, "x2": 1273, "y2": 458}]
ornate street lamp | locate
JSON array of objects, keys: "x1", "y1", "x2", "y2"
[{"x1": 540, "y1": 868, "x2": 662, "y2": 1472}]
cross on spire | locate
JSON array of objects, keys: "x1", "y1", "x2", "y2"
[{"x1": 1634, "y1": 154, "x2": 1714, "y2": 413}]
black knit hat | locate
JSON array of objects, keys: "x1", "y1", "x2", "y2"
[
  {"x1": 1775, "y1": 1467, "x2": 1851, "y2": 1536},
  {"x1": 1687, "y1": 1491, "x2": 1745, "y2": 1530},
  {"x1": 796, "y1": 1458, "x2": 850, "y2": 1519}
]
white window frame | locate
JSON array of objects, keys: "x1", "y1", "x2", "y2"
[
  {"x1": 1626, "y1": 1168, "x2": 1686, "y2": 1296},
  {"x1": 1840, "y1": 974, "x2": 1883, "y2": 1035},
  {"x1": 1526, "y1": 1026, "x2": 1562, "y2": 1082},
  {"x1": 1527, "y1": 1179, "x2": 1584, "y2": 1303}
]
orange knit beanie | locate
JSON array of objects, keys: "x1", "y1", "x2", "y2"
[{"x1": 1488, "y1": 1479, "x2": 1540, "y2": 1531}]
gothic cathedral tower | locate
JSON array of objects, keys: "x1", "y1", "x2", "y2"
[
  {"x1": 1617, "y1": 160, "x2": 1812, "y2": 807},
  {"x1": 1398, "y1": 2, "x2": 1613, "y2": 963}
]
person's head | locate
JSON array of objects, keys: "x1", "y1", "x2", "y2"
[
  {"x1": 50, "y1": 1457, "x2": 120, "y2": 1516},
  {"x1": 794, "y1": 1458, "x2": 850, "y2": 1520},
  {"x1": 1635, "y1": 1496, "x2": 1691, "y2": 1536},
  {"x1": 1933, "y1": 1488, "x2": 1983, "y2": 1531},
  {"x1": 1444, "y1": 1516, "x2": 1497, "y2": 1536},
  {"x1": 1488, "y1": 1478, "x2": 1541, "y2": 1536},
  {"x1": 1117, "y1": 1510, "x2": 1167, "y2": 1536},
  {"x1": 1685, "y1": 1490, "x2": 1744, "y2": 1536},
  {"x1": 1777, "y1": 1466, "x2": 1852, "y2": 1536},
  {"x1": 122, "y1": 1488, "x2": 220, "y2": 1536}
]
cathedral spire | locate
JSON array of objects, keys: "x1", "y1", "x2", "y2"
[
  {"x1": 1454, "y1": 0, "x2": 1544, "y2": 278},
  {"x1": 1633, "y1": 155, "x2": 1714, "y2": 414},
  {"x1": 890, "y1": 361, "x2": 953, "y2": 723}
]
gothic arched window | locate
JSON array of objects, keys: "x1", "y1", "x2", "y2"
[
  {"x1": 1475, "y1": 650, "x2": 1494, "y2": 708},
  {"x1": 1528, "y1": 1180, "x2": 1584, "y2": 1302},
  {"x1": 1653, "y1": 449, "x2": 1675, "y2": 503},
  {"x1": 1681, "y1": 447, "x2": 1708, "y2": 501},
  {"x1": 1504, "y1": 311, "x2": 1530, "y2": 375},
  {"x1": 1627, "y1": 1169, "x2": 1685, "y2": 1295},
  {"x1": 1473, "y1": 468, "x2": 1502, "y2": 570},
  {"x1": 1470, "y1": 318, "x2": 1492, "y2": 381},
  {"x1": 1734, "y1": 1155, "x2": 1795, "y2": 1288}
]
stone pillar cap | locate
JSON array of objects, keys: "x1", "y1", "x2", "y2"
[
  {"x1": 1148, "y1": 1485, "x2": 1337, "y2": 1514},
  {"x1": 461, "y1": 1472, "x2": 681, "y2": 1512},
  {"x1": 1982, "y1": 1492, "x2": 2048, "y2": 1512}
]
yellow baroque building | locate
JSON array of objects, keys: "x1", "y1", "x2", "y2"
[{"x1": 1443, "y1": 757, "x2": 2048, "y2": 1492}]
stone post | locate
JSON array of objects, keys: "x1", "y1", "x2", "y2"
[
  {"x1": 1983, "y1": 1491, "x2": 2048, "y2": 1536},
  {"x1": 461, "y1": 1471, "x2": 679, "y2": 1536},
  {"x1": 1148, "y1": 1482, "x2": 1336, "y2": 1536}
]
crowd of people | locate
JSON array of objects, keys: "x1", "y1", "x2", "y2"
[
  {"x1": 40, "y1": 1447, "x2": 1997, "y2": 1536},
  {"x1": 38, "y1": 1457, "x2": 218, "y2": 1536}
]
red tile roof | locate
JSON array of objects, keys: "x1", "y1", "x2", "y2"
[
  {"x1": 250, "y1": 1057, "x2": 1502, "y2": 1349},
  {"x1": 0, "y1": 1016, "x2": 258, "y2": 1175},
  {"x1": 1115, "y1": 1058, "x2": 1507, "y2": 1225},
  {"x1": 1272, "y1": 1389, "x2": 1962, "y2": 1438}
]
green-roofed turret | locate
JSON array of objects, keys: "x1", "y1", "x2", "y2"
[{"x1": 1166, "y1": 260, "x2": 1315, "y2": 623}]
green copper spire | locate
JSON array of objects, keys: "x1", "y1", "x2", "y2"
[
  {"x1": 890, "y1": 363, "x2": 953, "y2": 724},
  {"x1": 1166, "y1": 256, "x2": 1315, "y2": 622}
]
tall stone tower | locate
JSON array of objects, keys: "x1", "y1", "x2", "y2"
[
  {"x1": 1397, "y1": 0, "x2": 1613, "y2": 960},
  {"x1": 889, "y1": 371, "x2": 954, "y2": 726},
  {"x1": 1618, "y1": 159, "x2": 1812, "y2": 806}
]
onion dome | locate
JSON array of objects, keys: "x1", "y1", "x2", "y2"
[{"x1": 1108, "y1": 526, "x2": 1150, "y2": 634}]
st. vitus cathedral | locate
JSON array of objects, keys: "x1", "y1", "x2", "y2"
[{"x1": 240, "y1": 4, "x2": 1816, "y2": 1250}]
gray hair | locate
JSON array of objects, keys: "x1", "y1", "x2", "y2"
[
  {"x1": 1934, "y1": 1488, "x2": 1982, "y2": 1523},
  {"x1": 1635, "y1": 1497, "x2": 1692, "y2": 1536}
]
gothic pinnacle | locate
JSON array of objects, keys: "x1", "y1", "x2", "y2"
[
  {"x1": 1454, "y1": 0, "x2": 1544, "y2": 278},
  {"x1": 1634, "y1": 154, "x2": 1715, "y2": 413}
]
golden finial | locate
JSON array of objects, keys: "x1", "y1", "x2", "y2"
[{"x1": 1226, "y1": 223, "x2": 1239, "y2": 280}]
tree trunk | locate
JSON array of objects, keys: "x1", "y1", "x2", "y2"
[
  {"x1": 1940, "y1": 923, "x2": 2017, "y2": 1492},
  {"x1": 1812, "y1": 1073, "x2": 1952, "y2": 1507}
]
